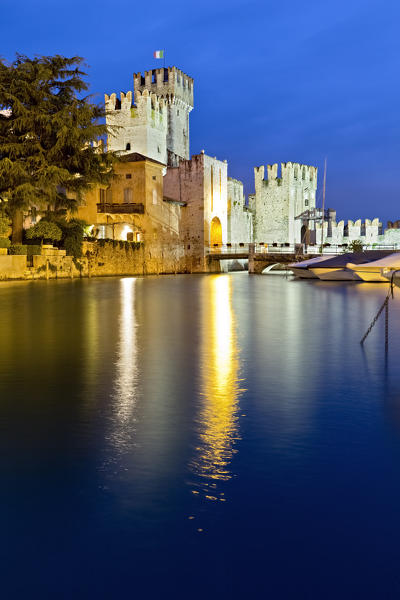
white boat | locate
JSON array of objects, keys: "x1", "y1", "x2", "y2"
[
  {"x1": 382, "y1": 269, "x2": 400, "y2": 288},
  {"x1": 346, "y1": 252, "x2": 400, "y2": 282},
  {"x1": 289, "y1": 256, "x2": 331, "y2": 279},
  {"x1": 309, "y1": 251, "x2": 395, "y2": 281}
]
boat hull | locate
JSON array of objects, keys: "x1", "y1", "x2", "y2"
[
  {"x1": 347, "y1": 268, "x2": 387, "y2": 283},
  {"x1": 310, "y1": 267, "x2": 362, "y2": 281},
  {"x1": 291, "y1": 267, "x2": 319, "y2": 279}
]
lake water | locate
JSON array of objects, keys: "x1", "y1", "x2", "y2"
[{"x1": 1, "y1": 273, "x2": 400, "y2": 599}]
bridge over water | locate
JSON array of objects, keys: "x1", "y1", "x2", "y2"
[{"x1": 205, "y1": 243, "x2": 340, "y2": 274}]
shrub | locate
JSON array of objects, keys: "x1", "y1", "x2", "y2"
[
  {"x1": 348, "y1": 240, "x2": 363, "y2": 253},
  {"x1": 0, "y1": 237, "x2": 11, "y2": 248},
  {"x1": 27, "y1": 245, "x2": 42, "y2": 256},
  {"x1": 8, "y1": 244, "x2": 27, "y2": 255},
  {"x1": 0, "y1": 217, "x2": 10, "y2": 237},
  {"x1": 26, "y1": 221, "x2": 62, "y2": 243}
]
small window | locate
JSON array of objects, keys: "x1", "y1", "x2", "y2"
[
  {"x1": 152, "y1": 175, "x2": 156, "y2": 181},
  {"x1": 126, "y1": 174, "x2": 132, "y2": 179},
  {"x1": 305, "y1": 199, "x2": 309, "y2": 206},
  {"x1": 124, "y1": 188, "x2": 133, "y2": 203},
  {"x1": 126, "y1": 143, "x2": 131, "y2": 150},
  {"x1": 177, "y1": 109, "x2": 180, "y2": 116},
  {"x1": 127, "y1": 232, "x2": 134, "y2": 241},
  {"x1": 157, "y1": 146, "x2": 160, "y2": 154},
  {"x1": 99, "y1": 189, "x2": 106, "y2": 203}
]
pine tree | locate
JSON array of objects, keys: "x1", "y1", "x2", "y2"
[{"x1": 0, "y1": 54, "x2": 117, "y2": 241}]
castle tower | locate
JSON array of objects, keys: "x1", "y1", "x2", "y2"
[
  {"x1": 105, "y1": 90, "x2": 168, "y2": 164},
  {"x1": 133, "y1": 67, "x2": 194, "y2": 166},
  {"x1": 253, "y1": 162, "x2": 318, "y2": 244}
]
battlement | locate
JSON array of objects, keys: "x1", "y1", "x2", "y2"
[
  {"x1": 133, "y1": 66, "x2": 194, "y2": 108},
  {"x1": 105, "y1": 91, "x2": 134, "y2": 111},
  {"x1": 254, "y1": 162, "x2": 317, "y2": 186},
  {"x1": 105, "y1": 89, "x2": 167, "y2": 117}
]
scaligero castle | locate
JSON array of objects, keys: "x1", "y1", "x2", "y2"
[{"x1": 62, "y1": 65, "x2": 400, "y2": 272}]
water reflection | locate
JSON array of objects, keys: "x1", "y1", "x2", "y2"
[
  {"x1": 110, "y1": 278, "x2": 139, "y2": 452},
  {"x1": 191, "y1": 275, "x2": 243, "y2": 487},
  {"x1": 115, "y1": 278, "x2": 138, "y2": 419}
]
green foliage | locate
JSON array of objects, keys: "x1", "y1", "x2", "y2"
[
  {"x1": 8, "y1": 244, "x2": 27, "y2": 255},
  {"x1": 0, "y1": 54, "x2": 118, "y2": 221},
  {"x1": 26, "y1": 220, "x2": 62, "y2": 242},
  {"x1": 348, "y1": 240, "x2": 364, "y2": 253},
  {"x1": 27, "y1": 245, "x2": 41, "y2": 256},
  {"x1": 0, "y1": 237, "x2": 10, "y2": 248},
  {"x1": 0, "y1": 216, "x2": 10, "y2": 236},
  {"x1": 44, "y1": 214, "x2": 87, "y2": 258}
]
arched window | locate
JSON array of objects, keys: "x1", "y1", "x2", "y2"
[{"x1": 126, "y1": 142, "x2": 131, "y2": 151}]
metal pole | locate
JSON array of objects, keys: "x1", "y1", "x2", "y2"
[
  {"x1": 385, "y1": 297, "x2": 389, "y2": 354},
  {"x1": 320, "y1": 157, "x2": 327, "y2": 253}
]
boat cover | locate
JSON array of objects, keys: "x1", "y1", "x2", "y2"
[
  {"x1": 309, "y1": 250, "x2": 396, "y2": 269},
  {"x1": 346, "y1": 252, "x2": 400, "y2": 269}
]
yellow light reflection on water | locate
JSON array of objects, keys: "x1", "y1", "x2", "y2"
[
  {"x1": 114, "y1": 277, "x2": 138, "y2": 425},
  {"x1": 192, "y1": 275, "x2": 243, "y2": 483}
]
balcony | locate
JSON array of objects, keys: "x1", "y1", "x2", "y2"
[{"x1": 97, "y1": 202, "x2": 145, "y2": 215}]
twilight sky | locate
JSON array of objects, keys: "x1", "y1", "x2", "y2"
[{"x1": 2, "y1": 0, "x2": 399, "y2": 223}]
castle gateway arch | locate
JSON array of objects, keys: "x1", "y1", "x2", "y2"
[{"x1": 210, "y1": 216, "x2": 223, "y2": 246}]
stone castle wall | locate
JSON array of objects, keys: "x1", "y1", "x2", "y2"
[
  {"x1": 106, "y1": 67, "x2": 194, "y2": 167},
  {"x1": 0, "y1": 241, "x2": 191, "y2": 282},
  {"x1": 253, "y1": 162, "x2": 318, "y2": 244},
  {"x1": 227, "y1": 178, "x2": 253, "y2": 243},
  {"x1": 105, "y1": 91, "x2": 168, "y2": 164}
]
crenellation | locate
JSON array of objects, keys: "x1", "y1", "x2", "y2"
[{"x1": 253, "y1": 161, "x2": 318, "y2": 244}]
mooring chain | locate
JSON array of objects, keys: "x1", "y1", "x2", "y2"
[
  {"x1": 360, "y1": 269, "x2": 400, "y2": 346},
  {"x1": 360, "y1": 297, "x2": 389, "y2": 345}
]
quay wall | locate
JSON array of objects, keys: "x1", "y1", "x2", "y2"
[{"x1": 0, "y1": 241, "x2": 193, "y2": 282}]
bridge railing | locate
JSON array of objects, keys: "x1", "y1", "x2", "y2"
[
  {"x1": 253, "y1": 243, "x2": 400, "y2": 255},
  {"x1": 206, "y1": 242, "x2": 400, "y2": 256},
  {"x1": 206, "y1": 243, "x2": 250, "y2": 254}
]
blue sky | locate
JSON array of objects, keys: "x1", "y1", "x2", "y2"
[{"x1": 2, "y1": 0, "x2": 399, "y2": 223}]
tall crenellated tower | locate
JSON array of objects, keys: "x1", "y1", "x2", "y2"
[
  {"x1": 253, "y1": 162, "x2": 318, "y2": 244},
  {"x1": 105, "y1": 67, "x2": 194, "y2": 167},
  {"x1": 133, "y1": 67, "x2": 194, "y2": 166},
  {"x1": 105, "y1": 90, "x2": 168, "y2": 164}
]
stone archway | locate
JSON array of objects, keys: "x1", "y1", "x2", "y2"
[{"x1": 210, "y1": 217, "x2": 222, "y2": 245}]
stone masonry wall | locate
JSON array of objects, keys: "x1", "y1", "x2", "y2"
[
  {"x1": 227, "y1": 178, "x2": 253, "y2": 243},
  {"x1": 105, "y1": 90, "x2": 168, "y2": 164},
  {"x1": 0, "y1": 241, "x2": 190, "y2": 282},
  {"x1": 254, "y1": 162, "x2": 317, "y2": 244}
]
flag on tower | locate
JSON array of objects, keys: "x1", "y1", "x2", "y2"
[{"x1": 154, "y1": 50, "x2": 164, "y2": 59}]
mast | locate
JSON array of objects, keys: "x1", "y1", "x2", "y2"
[{"x1": 320, "y1": 158, "x2": 327, "y2": 253}]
